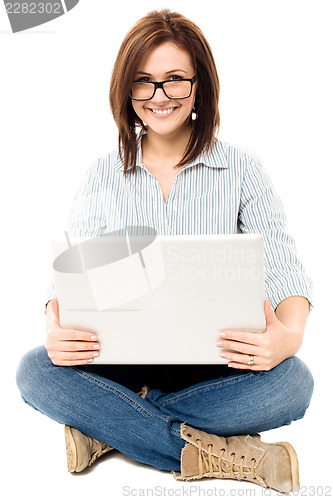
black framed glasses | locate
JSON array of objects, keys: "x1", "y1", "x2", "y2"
[{"x1": 130, "y1": 75, "x2": 196, "y2": 101}]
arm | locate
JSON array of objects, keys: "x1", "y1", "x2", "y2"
[
  {"x1": 216, "y1": 152, "x2": 313, "y2": 370},
  {"x1": 44, "y1": 160, "x2": 107, "y2": 364},
  {"x1": 274, "y1": 295, "x2": 310, "y2": 353},
  {"x1": 238, "y1": 154, "x2": 313, "y2": 311},
  {"x1": 44, "y1": 161, "x2": 107, "y2": 313}
]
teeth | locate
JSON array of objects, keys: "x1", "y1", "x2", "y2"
[{"x1": 151, "y1": 107, "x2": 175, "y2": 115}]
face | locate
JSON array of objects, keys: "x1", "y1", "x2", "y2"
[{"x1": 131, "y1": 42, "x2": 196, "y2": 139}]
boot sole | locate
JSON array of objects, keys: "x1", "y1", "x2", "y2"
[
  {"x1": 274, "y1": 441, "x2": 300, "y2": 493},
  {"x1": 64, "y1": 425, "x2": 78, "y2": 472}
]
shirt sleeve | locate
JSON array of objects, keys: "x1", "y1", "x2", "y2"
[
  {"x1": 44, "y1": 160, "x2": 107, "y2": 312},
  {"x1": 65, "y1": 160, "x2": 107, "y2": 238},
  {"x1": 238, "y1": 155, "x2": 313, "y2": 312}
]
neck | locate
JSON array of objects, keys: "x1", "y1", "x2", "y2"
[{"x1": 142, "y1": 125, "x2": 192, "y2": 167}]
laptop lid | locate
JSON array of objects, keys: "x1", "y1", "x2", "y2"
[{"x1": 52, "y1": 229, "x2": 266, "y2": 364}]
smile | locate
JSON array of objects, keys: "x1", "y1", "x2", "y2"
[{"x1": 150, "y1": 107, "x2": 176, "y2": 115}]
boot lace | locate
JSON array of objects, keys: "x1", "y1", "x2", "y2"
[
  {"x1": 89, "y1": 439, "x2": 111, "y2": 465},
  {"x1": 196, "y1": 439, "x2": 257, "y2": 480},
  {"x1": 137, "y1": 385, "x2": 149, "y2": 398}
]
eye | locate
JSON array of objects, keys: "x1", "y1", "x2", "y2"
[
  {"x1": 135, "y1": 77, "x2": 151, "y2": 82},
  {"x1": 169, "y1": 75, "x2": 183, "y2": 81}
]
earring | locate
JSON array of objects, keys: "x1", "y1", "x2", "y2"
[{"x1": 191, "y1": 107, "x2": 197, "y2": 121}]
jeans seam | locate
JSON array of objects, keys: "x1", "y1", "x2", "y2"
[
  {"x1": 158, "y1": 372, "x2": 256, "y2": 406},
  {"x1": 72, "y1": 367, "x2": 171, "y2": 423},
  {"x1": 170, "y1": 426, "x2": 182, "y2": 437}
]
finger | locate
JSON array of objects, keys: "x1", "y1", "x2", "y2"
[
  {"x1": 60, "y1": 350, "x2": 100, "y2": 362},
  {"x1": 56, "y1": 341, "x2": 100, "y2": 353},
  {"x1": 52, "y1": 329, "x2": 98, "y2": 342},
  {"x1": 220, "y1": 351, "x2": 250, "y2": 364},
  {"x1": 264, "y1": 299, "x2": 278, "y2": 327},
  {"x1": 48, "y1": 298, "x2": 59, "y2": 317},
  {"x1": 219, "y1": 330, "x2": 263, "y2": 346},
  {"x1": 220, "y1": 350, "x2": 262, "y2": 369},
  {"x1": 217, "y1": 340, "x2": 260, "y2": 355}
]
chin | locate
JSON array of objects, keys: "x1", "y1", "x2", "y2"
[{"x1": 146, "y1": 120, "x2": 191, "y2": 137}]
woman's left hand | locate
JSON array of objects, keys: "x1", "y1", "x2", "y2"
[{"x1": 216, "y1": 299, "x2": 303, "y2": 371}]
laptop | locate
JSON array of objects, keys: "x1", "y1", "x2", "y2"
[{"x1": 52, "y1": 228, "x2": 266, "y2": 364}]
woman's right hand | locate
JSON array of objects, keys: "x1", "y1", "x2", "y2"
[{"x1": 45, "y1": 298, "x2": 100, "y2": 366}]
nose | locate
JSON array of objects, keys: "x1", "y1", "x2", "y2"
[{"x1": 151, "y1": 87, "x2": 170, "y2": 104}]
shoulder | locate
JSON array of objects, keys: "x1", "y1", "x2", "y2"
[
  {"x1": 210, "y1": 138, "x2": 271, "y2": 186},
  {"x1": 87, "y1": 147, "x2": 125, "y2": 183},
  {"x1": 213, "y1": 137, "x2": 263, "y2": 169}
]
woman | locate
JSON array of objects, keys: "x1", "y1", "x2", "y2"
[{"x1": 16, "y1": 9, "x2": 314, "y2": 493}]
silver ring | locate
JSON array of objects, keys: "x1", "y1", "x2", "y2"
[{"x1": 248, "y1": 355, "x2": 254, "y2": 366}]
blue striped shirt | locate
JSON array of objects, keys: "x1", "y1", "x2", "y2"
[{"x1": 46, "y1": 134, "x2": 313, "y2": 311}]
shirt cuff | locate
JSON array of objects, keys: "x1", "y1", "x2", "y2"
[{"x1": 266, "y1": 284, "x2": 314, "y2": 313}]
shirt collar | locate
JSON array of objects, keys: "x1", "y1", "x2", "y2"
[{"x1": 114, "y1": 132, "x2": 229, "y2": 172}]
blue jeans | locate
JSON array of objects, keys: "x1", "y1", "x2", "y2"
[{"x1": 16, "y1": 346, "x2": 314, "y2": 472}]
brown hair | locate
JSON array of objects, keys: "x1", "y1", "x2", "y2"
[{"x1": 109, "y1": 9, "x2": 220, "y2": 173}]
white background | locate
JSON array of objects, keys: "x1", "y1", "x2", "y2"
[{"x1": 1, "y1": 0, "x2": 332, "y2": 498}]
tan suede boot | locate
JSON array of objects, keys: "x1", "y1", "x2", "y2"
[
  {"x1": 172, "y1": 424, "x2": 300, "y2": 494},
  {"x1": 65, "y1": 426, "x2": 113, "y2": 472},
  {"x1": 65, "y1": 385, "x2": 150, "y2": 472}
]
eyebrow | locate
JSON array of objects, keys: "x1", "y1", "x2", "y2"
[{"x1": 135, "y1": 69, "x2": 187, "y2": 77}]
